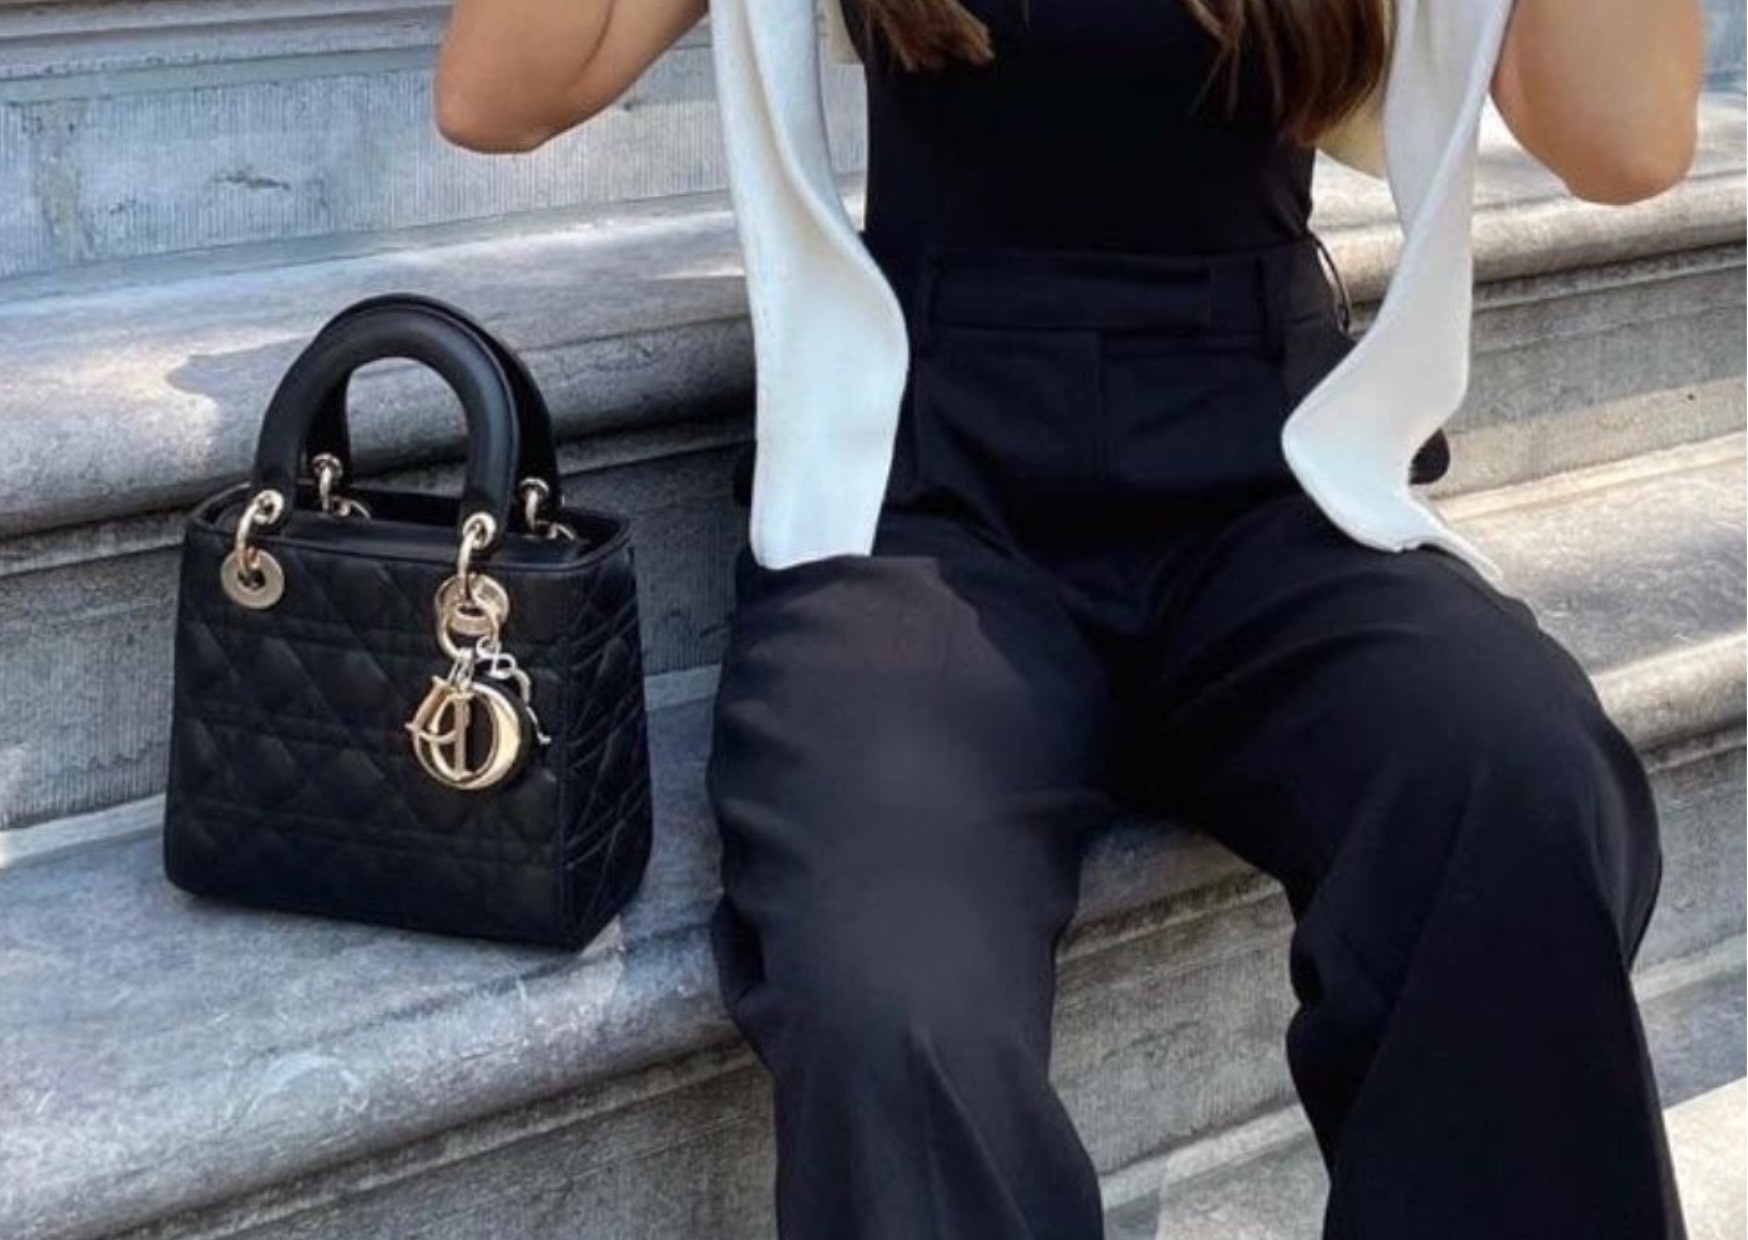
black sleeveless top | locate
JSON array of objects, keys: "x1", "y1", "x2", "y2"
[{"x1": 836, "y1": 0, "x2": 1316, "y2": 307}]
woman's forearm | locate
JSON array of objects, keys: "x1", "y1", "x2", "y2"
[
  {"x1": 435, "y1": 0, "x2": 708, "y2": 154},
  {"x1": 1491, "y1": 0, "x2": 1707, "y2": 204}
]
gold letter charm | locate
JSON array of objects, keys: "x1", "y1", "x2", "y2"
[{"x1": 406, "y1": 674, "x2": 528, "y2": 791}]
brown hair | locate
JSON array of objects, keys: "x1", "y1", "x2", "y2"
[{"x1": 845, "y1": 0, "x2": 1391, "y2": 149}]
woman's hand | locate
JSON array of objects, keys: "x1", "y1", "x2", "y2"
[
  {"x1": 434, "y1": 0, "x2": 709, "y2": 154},
  {"x1": 1491, "y1": 0, "x2": 1706, "y2": 205}
]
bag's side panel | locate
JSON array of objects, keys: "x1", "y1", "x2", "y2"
[{"x1": 554, "y1": 538, "x2": 653, "y2": 951}]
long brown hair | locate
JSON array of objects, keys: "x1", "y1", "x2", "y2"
[{"x1": 845, "y1": 0, "x2": 1391, "y2": 150}]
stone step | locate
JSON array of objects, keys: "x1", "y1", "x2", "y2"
[
  {"x1": 0, "y1": 5, "x2": 733, "y2": 292},
  {"x1": 1105, "y1": 972, "x2": 1746, "y2": 1240},
  {"x1": 1, "y1": 433, "x2": 1740, "y2": 1239},
  {"x1": 1662, "y1": 1076, "x2": 1748, "y2": 1240},
  {"x1": 0, "y1": 95, "x2": 1741, "y2": 836},
  {"x1": 2, "y1": 3, "x2": 1741, "y2": 293}
]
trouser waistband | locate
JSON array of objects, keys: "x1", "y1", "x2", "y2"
[{"x1": 905, "y1": 233, "x2": 1346, "y2": 362}]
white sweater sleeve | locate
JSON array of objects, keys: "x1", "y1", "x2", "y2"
[{"x1": 822, "y1": 0, "x2": 862, "y2": 66}]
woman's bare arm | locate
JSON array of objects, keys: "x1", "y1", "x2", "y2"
[
  {"x1": 434, "y1": 0, "x2": 708, "y2": 154},
  {"x1": 1491, "y1": 0, "x2": 1706, "y2": 205}
]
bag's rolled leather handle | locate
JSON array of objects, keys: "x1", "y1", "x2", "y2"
[
  {"x1": 302, "y1": 293, "x2": 563, "y2": 508},
  {"x1": 249, "y1": 305, "x2": 520, "y2": 550}
]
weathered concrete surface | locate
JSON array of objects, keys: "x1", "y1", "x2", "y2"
[
  {"x1": 1439, "y1": 438, "x2": 1746, "y2": 680},
  {"x1": 0, "y1": 17, "x2": 769, "y2": 284},
  {"x1": 1707, "y1": 0, "x2": 1748, "y2": 91},
  {"x1": 1665, "y1": 1078, "x2": 1748, "y2": 1240}
]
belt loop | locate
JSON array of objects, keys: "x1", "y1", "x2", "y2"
[{"x1": 1311, "y1": 231, "x2": 1354, "y2": 335}]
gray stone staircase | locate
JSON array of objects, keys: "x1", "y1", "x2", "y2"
[{"x1": 1, "y1": 5, "x2": 1744, "y2": 1235}]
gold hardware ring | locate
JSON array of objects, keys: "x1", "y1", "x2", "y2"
[
  {"x1": 310, "y1": 452, "x2": 373, "y2": 519},
  {"x1": 517, "y1": 477, "x2": 580, "y2": 542},
  {"x1": 220, "y1": 488, "x2": 288, "y2": 609}
]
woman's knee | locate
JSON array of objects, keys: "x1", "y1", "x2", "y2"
[
  {"x1": 712, "y1": 878, "x2": 1055, "y2": 1080},
  {"x1": 706, "y1": 554, "x2": 1111, "y2": 884},
  {"x1": 1391, "y1": 623, "x2": 1665, "y2": 948},
  {"x1": 1288, "y1": 639, "x2": 1665, "y2": 1023}
]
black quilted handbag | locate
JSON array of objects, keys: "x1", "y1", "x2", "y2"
[{"x1": 161, "y1": 293, "x2": 653, "y2": 950}]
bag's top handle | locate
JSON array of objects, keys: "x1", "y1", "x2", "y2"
[
  {"x1": 302, "y1": 293, "x2": 563, "y2": 511},
  {"x1": 248, "y1": 305, "x2": 520, "y2": 551}
]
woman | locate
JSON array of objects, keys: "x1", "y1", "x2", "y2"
[{"x1": 436, "y1": 1, "x2": 1705, "y2": 1236}]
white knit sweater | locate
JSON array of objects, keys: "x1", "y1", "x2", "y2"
[{"x1": 708, "y1": 0, "x2": 1521, "y2": 585}]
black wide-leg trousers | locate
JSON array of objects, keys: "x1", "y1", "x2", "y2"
[{"x1": 704, "y1": 237, "x2": 1684, "y2": 1239}]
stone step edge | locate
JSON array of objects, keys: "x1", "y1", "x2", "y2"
[
  {"x1": 0, "y1": 98, "x2": 1740, "y2": 543},
  {"x1": 1421, "y1": 379, "x2": 1747, "y2": 506},
  {"x1": 1097, "y1": 935, "x2": 1748, "y2": 1218},
  {"x1": 1446, "y1": 431, "x2": 1748, "y2": 760},
  {"x1": 1438, "y1": 428, "x2": 1747, "y2": 522}
]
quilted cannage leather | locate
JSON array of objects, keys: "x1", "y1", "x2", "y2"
[
  {"x1": 162, "y1": 299, "x2": 653, "y2": 951},
  {"x1": 164, "y1": 485, "x2": 652, "y2": 950}
]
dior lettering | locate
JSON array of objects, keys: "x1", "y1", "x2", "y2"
[{"x1": 406, "y1": 672, "x2": 529, "y2": 791}]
